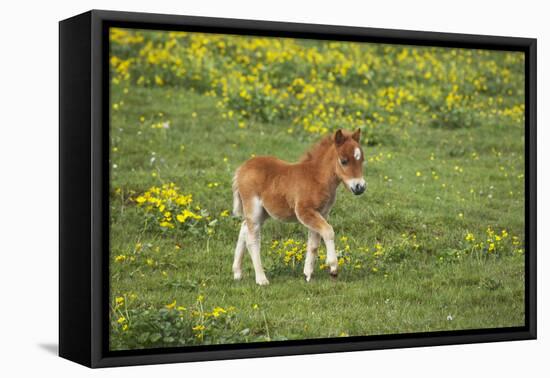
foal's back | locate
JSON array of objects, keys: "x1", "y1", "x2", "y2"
[{"x1": 234, "y1": 156, "x2": 311, "y2": 222}]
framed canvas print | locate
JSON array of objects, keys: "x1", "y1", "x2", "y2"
[{"x1": 59, "y1": 10, "x2": 537, "y2": 368}]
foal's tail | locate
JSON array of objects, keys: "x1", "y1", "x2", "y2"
[{"x1": 232, "y1": 170, "x2": 243, "y2": 217}]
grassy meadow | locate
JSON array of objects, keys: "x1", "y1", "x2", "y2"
[{"x1": 108, "y1": 28, "x2": 526, "y2": 351}]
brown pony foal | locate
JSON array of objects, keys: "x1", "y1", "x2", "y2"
[{"x1": 232, "y1": 129, "x2": 366, "y2": 285}]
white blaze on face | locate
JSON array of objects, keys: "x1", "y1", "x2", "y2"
[{"x1": 354, "y1": 147, "x2": 362, "y2": 160}]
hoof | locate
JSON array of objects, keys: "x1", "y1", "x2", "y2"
[
  {"x1": 305, "y1": 275, "x2": 312, "y2": 282},
  {"x1": 233, "y1": 272, "x2": 242, "y2": 280},
  {"x1": 256, "y1": 276, "x2": 270, "y2": 286},
  {"x1": 329, "y1": 271, "x2": 338, "y2": 280}
]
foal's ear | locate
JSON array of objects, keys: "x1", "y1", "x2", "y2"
[
  {"x1": 352, "y1": 129, "x2": 361, "y2": 143},
  {"x1": 334, "y1": 129, "x2": 345, "y2": 146}
]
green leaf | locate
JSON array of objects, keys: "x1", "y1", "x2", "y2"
[
  {"x1": 138, "y1": 332, "x2": 150, "y2": 343},
  {"x1": 240, "y1": 328, "x2": 250, "y2": 335},
  {"x1": 150, "y1": 333, "x2": 162, "y2": 343}
]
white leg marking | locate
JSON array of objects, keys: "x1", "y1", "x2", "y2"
[
  {"x1": 318, "y1": 227, "x2": 337, "y2": 275},
  {"x1": 247, "y1": 197, "x2": 269, "y2": 286},
  {"x1": 304, "y1": 231, "x2": 321, "y2": 282},
  {"x1": 295, "y1": 210, "x2": 337, "y2": 276},
  {"x1": 325, "y1": 238, "x2": 338, "y2": 275},
  {"x1": 232, "y1": 222, "x2": 247, "y2": 280}
]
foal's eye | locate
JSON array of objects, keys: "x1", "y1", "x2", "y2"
[{"x1": 340, "y1": 158, "x2": 348, "y2": 166}]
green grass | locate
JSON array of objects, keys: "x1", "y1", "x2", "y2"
[{"x1": 109, "y1": 84, "x2": 525, "y2": 351}]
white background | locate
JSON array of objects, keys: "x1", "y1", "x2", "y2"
[{"x1": 0, "y1": 0, "x2": 546, "y2": 376}]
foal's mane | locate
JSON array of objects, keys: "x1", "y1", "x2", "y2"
[{"x1": 299, "y1": 135, "x2": 334, "y2": 162}]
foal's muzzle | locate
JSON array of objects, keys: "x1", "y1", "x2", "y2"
[
  {"x1": 351, "y1": 183, "x2": 366, "y2": 195},
  {"x1": 347, "y1": 178, "x2": 367, "y2": 195}
]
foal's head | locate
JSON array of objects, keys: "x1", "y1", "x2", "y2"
[{"x1": 333, "y1": 129, "x2": 366, "y2": 195}]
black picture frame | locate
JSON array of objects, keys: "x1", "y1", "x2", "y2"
[{"x1": 59, "y1": 9, "x2": 537, "y2": 368}]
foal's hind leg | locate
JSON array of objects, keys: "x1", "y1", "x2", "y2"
[
  {"x1": 304, "y1": 230, "x2": 321, "y2": 282},
  {"x1": 232, "y1": 221, "x2": 248, "y2": 280},
  {"x1": 243, "y1": 197, "x2": 269, "y2": 286},
  {"x1": 296, "y1": 206, "x2": 338, "y2": 277}
]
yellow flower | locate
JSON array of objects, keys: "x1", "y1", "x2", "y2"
[
  {"x1": 465, "y1": 233, "x2": 475, "y2": 242},
  {"x1": 176, "y1": 209, "x2": 203, "y2": 223},
  {"x1": 117, "y1": 316, "x2": 126, "y2": 324},
  {"x1": 114, "y1": 255, "x2": 126, "y2": 263},
  {"x1": 115, "y1": 296, "x2": 124, "y2": 305},
  {"x1": 212, "y1": 307, "x2": 227, "y2": 317},
  {"x1": 192, "y1": 324, "x2": 205, "y2": 332},
  {"x1": 165, "y1": 300, "x2": 177, "y2": 310},
  {"x1": 175, "y1": 194, "x2": 193, "y2": 206},
  {"x1": 220, "y1": 210, "x2": 229, "y2": 217},
  {"x1": 122, "y1": 324, "x2": 129, "y2": 331}
]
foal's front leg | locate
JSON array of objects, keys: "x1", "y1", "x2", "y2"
[
  {"x1": 304, "y1": 230, "x2": 321, "y2": 282},
  {"x1": 296, "y1": 207, "x2": 338, "y2": 277}
]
